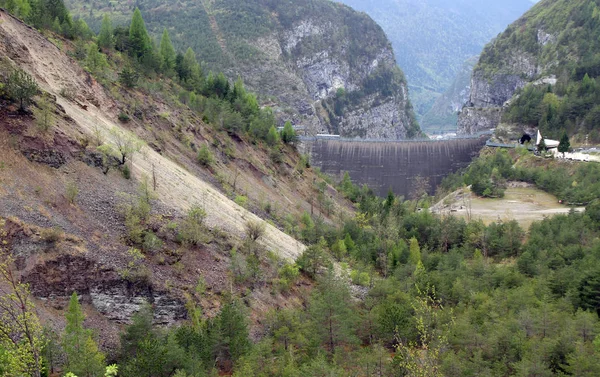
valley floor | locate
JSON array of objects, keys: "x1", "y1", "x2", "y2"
[{"x1": 433, "y1": 182, "x2": 584, "y2": 229}]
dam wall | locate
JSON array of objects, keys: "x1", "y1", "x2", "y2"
[{"x1": 301, "y1": 137, "x2": 487, "y2": 197}]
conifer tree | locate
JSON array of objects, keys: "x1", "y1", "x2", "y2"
[
  {"x1": 558, "y1": 132, "x2": 570, "y2": 157},
  {"x1": 62, "y1": 292, "x2": 105, "y2": 377},
  {"x1": 409, "y1": 237, "x2": 421, "y2": 265},
  {"x1": 266, "y1": 125, "x2": 280, "y2": 146},
  {"x1": 309, "y1": 270, "x2": 358, "y2": 355},
  {"x1": 97, "y1": 14, "x2": 114, "y2": 50},
  {"x1": 159, "y1": 28, "x2": 176, "y2": 74},
  {"x1": 5, "y1": 68, "x2": 39, "y2": 111},
  {"x1": 129, "y1": 8, "x2": 152, "y2": 59},
  {"x1": 281, "y1": 121, "x2": 297, "y2": 144}
]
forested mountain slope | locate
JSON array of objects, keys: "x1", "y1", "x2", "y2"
[
  {"x1": 65, "y1": 0, "x2": 421, "y2": 139},
  {"x1": 337, "y1": 0, "x2": 536, "y2": 131},
  {"x1": 459, "y1": 0, "x2": 600, "y2": 143}
]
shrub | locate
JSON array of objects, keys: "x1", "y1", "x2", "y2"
[
  {"x1": 281, "y1": 121, "x2": 297, "y2": 144},
  {"x1": 244, "y1": 220, "x2": 266, "y2": 242},
  {"x1": 197, "y1": 145, "x2": 215, "y2": 167},
  {"x1": 65, "y1": 181, "x2": 79, "y2": 205},
  {"x1": 142, "y1": 231, "x2": 163, "y2": 253},
  {"x1": 40, "y1": 227, "x2": 64, "y2": 244},
  {"x1": 277, "y1": 262, "x2": 300, "y2": 290},
  {"x1": 234, "y1": 195, "x2": 248, "y2": 208},
  {"x1": 178, "y1": 205, "x2": 208, "y2": 245},
  {"x1": 118, "y1": 112, "x2": 131, "y2": 122},
  {"x1": 121, "y1": 164, "x2": 131, "y2": 179}
]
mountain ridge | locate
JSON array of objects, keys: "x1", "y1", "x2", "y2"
[{"x1": 65, "y1": 0, "x2": 421, "y2": 139}]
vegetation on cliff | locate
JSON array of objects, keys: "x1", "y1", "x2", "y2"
[
  {"x1": 475, "y1": 0, "x2": 600, "y2": 140},
  {"x1": 62, "y1": 0, "x2": 421, "y2": 138}
]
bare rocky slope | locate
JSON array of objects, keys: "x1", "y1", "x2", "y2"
[
  {"x1": 66, "y1": 0, "x2": 421, "y2": 139},
  {"x1": 0, "y1": 9, "x2": 351, "y2": 346}
]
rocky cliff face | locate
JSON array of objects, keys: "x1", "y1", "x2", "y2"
[
  {"x1": 66, "y1": 0, "x2": 420, "y2": 139},
  {"x1": 455, "y1": 0, "x2": 600, "y2": 135}
]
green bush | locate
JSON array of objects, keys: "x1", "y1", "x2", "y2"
[{"x1": 197, "y1": 145, "x2": 215, "y2": 167}]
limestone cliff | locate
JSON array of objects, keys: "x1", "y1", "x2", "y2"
[
  {"x1": 66, "y1": 0, "x2": 421, "y2": 139},
  {"x1": 458, "y1": 0, "x2": 600, "y2": 136}
]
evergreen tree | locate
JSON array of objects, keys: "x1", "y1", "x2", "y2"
[
  {"x1": 558, "y1": 132, "x2": 570, "y2": 157},
  {"x1": 5, "y1": 68, "x2": 39, "y2": 111},
  {"x1": 85, "y1": 42, "x2": 108, "y2": 75},
  {"x1": 119, "y1": 66, "x2": 139, "y2": 89},
  {"x1": 159, "y1": 28, "x2": 176, "y2": 74},
  {"x1": 62, "y1": 292, "x2": 105, "y2": 377},
  {"x1": 266, "y1": 125, "x2": 280, "y2": 146},
  {"x1": 218, "y1": 298, "x2": 251, "y2": 363},
  {"x1": 281, "y1": 121, "x2": 297, "y2": 144},
  {"x1": 408, "y1": 237, "x2": 421, "y2": 265},
  {"x1": 97, "y1": 15, "x2": 114, "y2": 50},
  {"x1": 129, "y1": 8, "x2": 152, "y2": 59},
  {"x1": 309, "y1": 271, "x2": 358, "y2": 355}
]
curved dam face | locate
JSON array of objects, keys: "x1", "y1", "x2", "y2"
[{"x1": 301, "y1": 137, "x2": 487, "y2": 197}]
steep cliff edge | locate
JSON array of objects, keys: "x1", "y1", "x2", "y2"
[
  {"x1": 66, "y1": 0, "x2": 420, "y2": 139},
  {"x1": 458, "y1": 0, "x2": 600, "y2": 138}
]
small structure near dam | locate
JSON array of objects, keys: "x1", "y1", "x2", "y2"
[{"x1": 300, "y1": 136, "x2": 487, "y2": 197}]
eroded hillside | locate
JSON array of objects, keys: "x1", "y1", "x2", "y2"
[{"x1": 0, "y1": 9, "x2": 351, "y2": 345}]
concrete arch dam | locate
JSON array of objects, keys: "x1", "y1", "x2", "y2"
[{"x1": 300, "y1": 137, "x2": 487, "y2": 197}]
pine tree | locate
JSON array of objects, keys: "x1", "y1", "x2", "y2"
[
  {"x1": 32, "y1": 94, "x2": 55, "y2": 132},
  {"x1": 409, "y1": 237, "x2": 421, "y2": 265},
  {"x1": 129, "y1": 8, "x2": 152, "y2": 59},
  {"x1": 218, "y1": 298, "x2": 251, "y2": 363},
  {"x1": 97, "y1": 14, "x2": 114, "y2": 50},
  {"x1": 281, "y1": 121, "x2": 297, "y2": 144},
  {"x1": 266, "y1": 125, "x2": 280, "y2": 146},
  {"x1": 5, "y1": 68, "x2": 39, "y2": 111},
  {"x1": 159, "y1": 28, "x2": 176, "y2": 74},
  {"x1": 309, "y1": 270, "x2": 358, "y2": 355},
  {"x1": 62, "y1": 292, "x2": 105, "y2": 377},
  {"x1": 85, "y1": 42, "x2": 108, "y2": 75},
  {"x1": 119, "y1": 66, "x2": 139, "y2": 88},
  {"x1": 558, "y1": 132, "x2": 570, "y2": 157}
]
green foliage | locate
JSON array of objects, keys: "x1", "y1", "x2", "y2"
[
  {"x1": 4, "y1": 68, "x2": 39, "y2": 111},
  {"x1": 196, "y1": 144, "x2": 214, "y2": 167},
  {"x1": 32, "y1": 94, "x2": 55, "y2": 131},
  {"x1": 128, "y1": 8, "x2": 152, "y2": 59},
  {"x1": 558, "y1": 132, "x2": 571, "y2": 155},
  {"x1": 281, "y1": 121, "x2": 296, "y2": 144},
  {"x1": 0, "y1": 246, "x2": 45, "y2": 377},
  {"x1": 119, "y1": 66, "x2": 139, "y2": 89},
  {"x1": 178, "y1": 205, "x2": 208, "y2": 246},
  {"x1": 309, "y1": 271, "x2": 358, "y2": 354},
  {"x1": 62, "y1": 293, "x2": 106, "y2": 377},
  {"x1": 97, "y1": 14, "x2": 113, "y2": 50},
  {"x1": 85, "y1": 42, "x2": 108, "y2": 75},
  {"x1": 159, "y1": 28, "x2": 176, "y2": 74},
  {"x1": 234, "y1": 195, "x2": 248, "y2": 208},
  {"x1": 266, "y1": 125, "x2": 279, "y2": 147}
]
